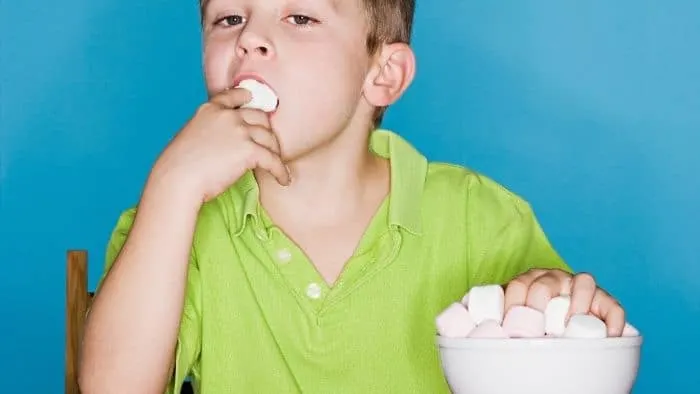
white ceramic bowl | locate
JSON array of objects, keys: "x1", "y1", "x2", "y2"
[{"x1": 437, "y1": 335, "x2": 643, "y2": 394}]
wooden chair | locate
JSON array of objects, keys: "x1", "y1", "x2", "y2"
[
  {"x1": 66, "y1": 250, "x2": 92, "y2": 394},
  {"x1": 65, "y1": 250, "x2": 194, "y2": 394}
]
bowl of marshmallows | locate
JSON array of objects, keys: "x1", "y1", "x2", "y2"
[{"x1": 435, "y1": 285, "x2": 642, "y2": 394}]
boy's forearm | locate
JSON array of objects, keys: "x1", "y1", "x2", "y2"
[{"x1": 80, "y1": 170, "x2": 201, "y2": 394}]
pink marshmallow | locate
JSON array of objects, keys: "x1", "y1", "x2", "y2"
[
  {"x1": 436, "y1": 303, "x2": 477, "y2": 338},
  {"x1": 468, "y1": 319, "x2": 509, "y2": 338},
  {"x1": 460, "y1": 290, "x2": 470, "y2": 306},
  {"x1": 622, "y1": 323, "x2": 640, "y2": 337},
  {"x1": 502, "y1": 306, "x2": 545, "y2": 338}
]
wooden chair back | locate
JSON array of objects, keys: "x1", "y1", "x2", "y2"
[
  {"x1": 66, "y1": 250, "x2": 93, "y2": 394},
  {"x1": 64, "y1": 249, "x2": 194, "y2": 394}
]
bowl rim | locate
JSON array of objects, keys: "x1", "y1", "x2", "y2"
[{"x1": 436, "y1": 335, "x2": 643, "y2": 349}]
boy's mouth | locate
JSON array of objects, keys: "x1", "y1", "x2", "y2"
[
  {"x1": 233, "y1": 73, "x2": 275, "y2": 93},
  {"x1": 232, "y1": 73, "x2": 279, "y2": 114}
]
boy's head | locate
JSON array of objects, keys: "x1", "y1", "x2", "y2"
[{"x1": 199, "y1": 0, "x2": 416, "y2": 162}]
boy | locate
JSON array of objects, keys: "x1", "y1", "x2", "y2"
[{"x1": 80, "y1": 0, "x2": 626, "y2": 392}]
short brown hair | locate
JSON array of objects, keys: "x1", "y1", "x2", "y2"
[{"x1": 199, "y1": 0, "x2": 415, "y2": 126}]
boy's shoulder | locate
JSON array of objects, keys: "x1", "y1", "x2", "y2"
[
  {"x1": 422, "y1": 159, "x2": 533, "y2": 218},
  {"x1": 371, "y1": 128, "x2": 529, "y2": 209},
  {"x1": 105, "y1": 186, "x2": 239, "y2": 252},
  {"x1": 103, "y1": 174, "x2": 255, "y2": 269}
]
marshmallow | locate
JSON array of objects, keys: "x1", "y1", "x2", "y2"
[
  {"x1": 502, "y1": 306, "x2": 545, "y2": 338},
  {"x1": 563, "y1": 314, "x2": 607, "y2": 339},
  {"x1": 622, "y1": 322, "x2": 640, "y2": 337},
  {"x1": 468, "y1": 319, "x2": 509, "y2": 338},
  {"x1": 466, "y1": 285, "x2": 505, "y2": 324},
  {"x1": 436, "y1": 303, "x2": 477, "y2": 338},
  {"x1": 460, "y1": 290, "x2": 470, "y2": 306},
  {"x1": 544, "y1": 295, "x2": 571, "y2": 337},
  {"x1": 236, "y1": 79, "x2": 278, "y2": 112}
]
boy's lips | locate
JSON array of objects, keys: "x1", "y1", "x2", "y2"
[{"x1": 232, "y1": 73, "x2": 276, "y2": 94}]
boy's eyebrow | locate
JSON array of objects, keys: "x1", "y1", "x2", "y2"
[
  {"x1": 294, "y1": 0, "x2": 341, "y2": 13},
  {"x1": 329, "y1": 0, "x2": 340, "y2": 12},
  {"x1": 201, "y1": 0, "x2": 342, "y2": 18}
]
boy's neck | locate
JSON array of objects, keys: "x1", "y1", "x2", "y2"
[{"x1": 253, "y1": 129, "x2": 390, "y2": 228}]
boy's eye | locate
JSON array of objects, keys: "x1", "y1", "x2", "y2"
[
  {"x1": 215, "y1": 14, "x2": 245, "y2": 27},
  {"x1": 286, "y1": 15, "x2": 317, "y2": 26}
]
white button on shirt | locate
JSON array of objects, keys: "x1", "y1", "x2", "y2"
[
  {"x1": 306, "y1": 283, "x2": 322, "y2": 299},
  {"x1": 276, "y1": 249, "x2": 292, "y2": 263}
]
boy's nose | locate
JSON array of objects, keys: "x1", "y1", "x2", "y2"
[{"x1": 236, "y1": 32, "x2": 274, "y2": 58}]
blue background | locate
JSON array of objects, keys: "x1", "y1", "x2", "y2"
[{"x1": 1, "y1": 1, "x2": 698, "y2": 393}]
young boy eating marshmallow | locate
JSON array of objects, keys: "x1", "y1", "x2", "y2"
[{"x1": 80, "y1": 0, "x2": 628, "y2": 392}]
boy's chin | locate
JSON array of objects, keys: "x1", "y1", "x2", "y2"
[
  {"x1": 275, "y1": 146, "x2": 310, "y2": 164},
  {"x1": 276, "y1": 139, "x2": 331, "y2": 164}
]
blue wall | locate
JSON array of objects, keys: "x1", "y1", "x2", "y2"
[{"x1": 1, "y1": 1, "x2": 697, "y2": 393}]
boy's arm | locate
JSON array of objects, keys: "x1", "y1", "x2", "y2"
[
  {"x1": 164, "y1": 260, "x2": 202, "y2": 394},
  {"x1": 79, "y1": 175, "x2": 202, "y2": 394},
  {"x1": 466, "y1": 177, "x2": 573, "y2": 288}
]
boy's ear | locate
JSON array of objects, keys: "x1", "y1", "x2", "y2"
[{"x1": 363, "y1": 43, "x2": 416, "y2": 107}]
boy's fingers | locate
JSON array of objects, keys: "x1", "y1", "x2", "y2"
[
  {"x1": 567, "y1": 273, "x2": 597, "y2": 318},
  {"x1": 251, "y1": 145, "x2": 290, "y2": 186},
  {"x1": 591, "y1": 289, "x2": 626, "y2": 337},
  {"x1": 240, "y1": 108, "x2": 271, "y2": 128},
  {"x1": 210, "y1": 87, "x2": 252, "y2": 109},
  {"x1": 503, "y1": 269, "x2": 546, "y2": 313},
  {"x1": 525, "y1": 273, "x2": 561, "y2": 312},
  {"x1": 247, "y1": 125, "x2": 281, "y2": 155}
]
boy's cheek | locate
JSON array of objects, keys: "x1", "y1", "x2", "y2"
[{"x1": 202, "y1": 51, "x2": 235, "y2": 90}]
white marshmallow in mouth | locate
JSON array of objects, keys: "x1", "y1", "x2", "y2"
[{"x1": 236, "y1": 79, "x2": 278, "y2": 113}]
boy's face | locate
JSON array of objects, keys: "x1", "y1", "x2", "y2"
[{"x1": 201, "y1": 0, "x2": 376, "y2": 161}]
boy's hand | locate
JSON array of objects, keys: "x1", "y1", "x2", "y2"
[
  {"x1": 153, "y1": 87, "x2": 291, "y2": 202},
  {"x1": 503, "y1": 269, "x2": 626, "y2": 336}
]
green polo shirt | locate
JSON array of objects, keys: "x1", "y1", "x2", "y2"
[{"x1": 101, "y1": 129, "x2": 571, "y2": 393}]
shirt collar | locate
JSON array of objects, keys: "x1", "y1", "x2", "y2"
[
  {"x1": 229, "y1": 129, "x2": 428, "y2": 236},
  {"x1": 370, "y1": 129, "x2": 427, "y2": 235}
]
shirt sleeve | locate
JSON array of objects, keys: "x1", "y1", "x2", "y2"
[
  {"x1": 466, "y1": 176, "x2": 573, "y2": 288},
  {"x1": 99, "y1": 208, "x2": 202, "y2": 394}
]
